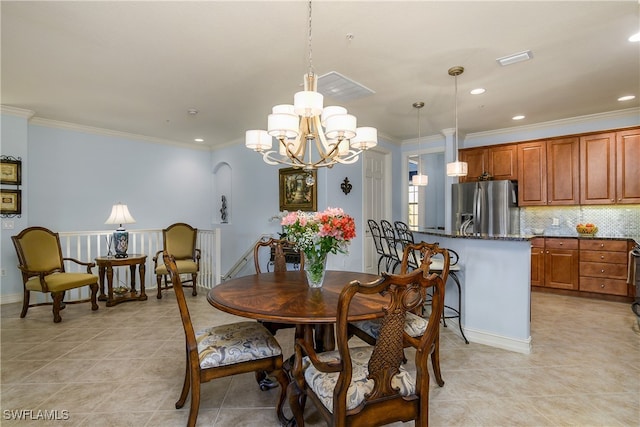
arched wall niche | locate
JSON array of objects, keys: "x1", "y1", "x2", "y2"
[{"x1": 213, "y1": 162, "x2": 232, "y2": 224}]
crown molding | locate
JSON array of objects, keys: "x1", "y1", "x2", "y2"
[
  {"x1": 28, "y1": 117, "x2": 211, "y2": 151},
  {"x1": 1, "y1": 105, "x2": 35, "y2": 119}
]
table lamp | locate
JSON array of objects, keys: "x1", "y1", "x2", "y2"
[{"x1": 105, "y1": 203, "x2": 136, "y2": 258}]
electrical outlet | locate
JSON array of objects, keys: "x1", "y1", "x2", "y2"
[
  {"x1": 0, "y1": 269, "x2": 6, "y2": 277},
  {"x1": 2, "y1": 220, "x2": 14, "y2": 229}
]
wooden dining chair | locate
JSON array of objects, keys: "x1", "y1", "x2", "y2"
[
  {"x1": 11, "y1": 226, "x2": 99, "y2": 323},
  {"x1": 163, "y1": 252, "x2": 288, "y2": 427},
  {"x1": 288, "y1": 267, "x2": 445, "y2": 426},
  {"x1": 153, "y1": 223, "x2": 201, "y2": 299},
  {"x1": 348, "y1": 241, "x2": 449, "y2": 387}
]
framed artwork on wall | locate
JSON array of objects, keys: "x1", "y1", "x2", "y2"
[
  {"x1": 279, "y1": 168, "x2": 317, "y2": 212},
  {"x1": 0, "y1": 158, "x2": 22, "y2": 185},
  {"x1": 1, "y1": 189, "x2": 21, "y2": 215}
]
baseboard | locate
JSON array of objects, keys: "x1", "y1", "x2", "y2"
[
  {"x1": 0, "y1": 293, "x2": 23, "y2": 305},
  {"x1": 447, "y1": 319, "x2": 532, "y2": 354}
]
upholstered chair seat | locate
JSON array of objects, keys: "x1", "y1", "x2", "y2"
[
  {"x1": 350, "y1": 311, "x2": 427, "y2": 339},
  {"x1": 154, "y1": 223, "x2": 201, "y2": 299},
  {"x1": 196, "y1": 321, "x2": 283, "y2": 368},
  {"x1": 303, "y1": 346, "x2": 415, "y2": 412}
]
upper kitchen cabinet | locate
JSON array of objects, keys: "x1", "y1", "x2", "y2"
[
  {"x1": 459, "y1": 144, "x2": 518, "y2": 183},
  {"x1": 517, "y1": 137, "x2": 579, "y2": 206},
  {"x1": 580, "y1": 128, "x2": 640, "y2": 204}
]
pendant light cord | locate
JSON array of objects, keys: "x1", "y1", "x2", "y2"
[
  {"x1": 307, "y1": 1, "x2": 314, "y2": 75},
  {"x1": 454, "y1": 73, "x2": 459, "y2": 162}
]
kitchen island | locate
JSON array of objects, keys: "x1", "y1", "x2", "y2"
[{"x1": 413, "y1": 228, "x2": 533, "y2": 354}]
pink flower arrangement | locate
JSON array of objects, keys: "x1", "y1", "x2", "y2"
[{"x1": 281, "y1": 207, "x2": 356, "y2": 257}]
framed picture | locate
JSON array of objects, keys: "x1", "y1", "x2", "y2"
[
  {"x1": 0, "y1": 158, "x2": 21, "y2": 185},
  {"x1": 279, "y1": 168, "x2": 317, "y2": 212},
  {"x1": 1, "y1": 189, "x2": 21, "y2": 215}
]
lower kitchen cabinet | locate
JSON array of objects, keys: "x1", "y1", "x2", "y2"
[
  {"x1": 531, "y1": 237, "x2": 634, "y2": 300},
  {"x1": 579, "y1": 239, "x2": 631, "y2": 296}
]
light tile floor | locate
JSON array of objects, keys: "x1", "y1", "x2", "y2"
[{"x1": 1, "y1": 290, "x2": 638, "y2": 426}]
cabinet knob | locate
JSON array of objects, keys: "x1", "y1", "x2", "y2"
[
  {"x1": 546, "y1": 251, "x2": 549, "y2": 254},
  {"x1": 600, "y1": 255, "x2": 604, "y2": 259},
  {"x1": 618, "y1": 198, "x2": 622, "y2": 201},
  {"x1": 600, "y1": 243, "x2": 604, "y2": 247},
  {"x1": 601, "y1": 269, "x2": 605, "y2": 273},
  {"x1": 611, "y1": 199, "x2": 615, "y2": 202},
  {"x1": 601, "y1": 284, "x2": 605, "y2": 288},
  {"x1": 559, "y1": 242, "x2": 563, "y2": 245},
  {"x1": 540, "y1": 250, "x2": 544, "y2": 254}
]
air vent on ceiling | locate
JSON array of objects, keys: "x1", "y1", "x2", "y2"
[
  {"x1": 317, "y1": 71, "x2": 375, "y2": 102},
  {"x1": 496, "y1": 50, "x2": 533, "y2": 66}
]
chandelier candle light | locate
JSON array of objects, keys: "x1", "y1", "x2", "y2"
[
  {"x1": 245, "y1": 1, "x2": 377, "y2": 184},
  {"x1": 446, "y1": 66, "x2": 468, "y2": 177},
  {"x1": 281, "y1": 207, "x2": 356, "y2": 288},
  {"x1": 105, "y1": 203, "x2": 136, "y2": 258}
]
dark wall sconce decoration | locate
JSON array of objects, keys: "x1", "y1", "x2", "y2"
[{"x1": 340, "y1": 177, "x2": 352, "y2": 195}]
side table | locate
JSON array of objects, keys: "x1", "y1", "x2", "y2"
[{"x1": 95, "y1": 254, "x2": 148, "y2": 307}]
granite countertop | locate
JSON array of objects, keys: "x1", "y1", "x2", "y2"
[{"x1": 413, "y1": 228, "x2": 639, "y2": 244}]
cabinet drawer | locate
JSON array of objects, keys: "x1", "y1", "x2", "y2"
[
  {"x1": 579, "y1": 262, "x2": 628, "y2": 279},
  {"x1": 580, "y1": 250, "x2": 628, "y2": 264},
  {"x1": 579, "y1": 239, "x2": 628, "y2": 252},
  {"x1": 579, "y1": 277, "x2": 629, "y2": 296},
  {"x1": 531, "y1": 237, "x2": 545, "y2": 248},
  {"x1": 545, "y1": 238, "x2": 578, "y2": 250}
]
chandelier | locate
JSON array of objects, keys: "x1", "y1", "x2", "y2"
[
  {"x1": 446, "y1": 66, "x2": 468, "y2": 177},
  {"x1": 245, "y1": 1, "x2": 377, "y2": 182}
]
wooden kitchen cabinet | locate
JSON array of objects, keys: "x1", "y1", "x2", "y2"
[
  {"x1": 459, "y1": 144, "x2": 518, "y2": 183},
  {"x1": 579, "y1": 239, "x2": 631, "y2": 297},
  {"x1": 530, "y1": 238, "x2": 545, "y2": 287},
  {"x1": 544, "y1": 238, "x2": 579, "y2": 290},
  {"x1": 518, "y1": 137, "x2": 579, "y2": 206},
  {"x1": 580, "y1": 128, "x2": 640, "y2": 204}
]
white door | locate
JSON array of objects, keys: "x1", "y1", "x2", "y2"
[{"x1": 363, "y1": 150, "x2": 388, "y2": 274}]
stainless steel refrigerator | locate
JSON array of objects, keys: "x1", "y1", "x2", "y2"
[{"x1": 451, "y1": 180, "x2": 520, "y2": 236}]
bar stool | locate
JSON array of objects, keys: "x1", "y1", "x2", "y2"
[
  {"x1": 429, "y1": 248, "x2": 469, "y2": 344},
  {"x1": 379, "y1": 219, "x2": 402, "y2": 273},
  {"x1": 394, "y1": 221, "x2": 419, "y2": 270}
]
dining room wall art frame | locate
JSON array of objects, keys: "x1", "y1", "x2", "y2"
[
  {"x1": 279, "y1": 168, "x2": 317, "y2": 212},
  {"x1": 0, "y1": 157, "x2": 22, "y2": 185},
  {"x1": 1, "y1": 189, "x2": 21, "y2": 215}
]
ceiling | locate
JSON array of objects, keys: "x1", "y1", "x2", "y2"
[{"x1": 2, "y1": 1, "x2": 639, "y2": 149}]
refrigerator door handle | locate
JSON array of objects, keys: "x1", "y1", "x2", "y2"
[{"x1": 474, "y1": 185, "x2": 483, "y2": 234}]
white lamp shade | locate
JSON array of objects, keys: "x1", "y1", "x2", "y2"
[
  {"x1": 245, "y1": 130, "x2": 272, "y2": 151},
  {"x1": 105, "y1": 203, "x2": 136, "y2": 226},
  {"x1": 279, "y1": 138, "x2": 301, "y2": 156},
  {"x1": 293, "y1": 91, "x2": 323, "y2": 117},
  {"x1": 446, "y1": 161, "x2": 469, "y2": 177},
  {"x1": 268, "y1": 113, "x2": 299, "y2": 138},
  {"x1": 322, "y1": 139, "x2": 349, "y2": 156},
  {"x1": 350, "y1": 127, "x2": 378, "y2": 150},
  {"x1": 272, "y1": 104, "x2": 295, "y2": 115},
  {"x1": 321, "y1": 106, "x2": 347, "y2": 127},
  {"x1": 412, "y1": 174, "x2": 429, "y2": 186},
  {"x1": 325, "y1": 114, "x2": 357, "y2": 140}
]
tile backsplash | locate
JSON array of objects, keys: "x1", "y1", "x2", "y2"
[{"x1": 521, "y1": 205, "x2": 640, "y2": 237}]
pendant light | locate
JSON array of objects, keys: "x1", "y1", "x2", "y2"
[
  {"x1": 446, "y1": 66, "x2": 468, "y2": 177},
  {"x1": 411, "y1": 101, "x2": 428, "y2": 186}
]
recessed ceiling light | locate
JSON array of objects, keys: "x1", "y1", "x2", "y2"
[
  {"x1": 496, "y1": 50, "x2": 533, "y2": 66},
  {"x1": 470, "y1": 88, "x2": 486, "y2": 95},
  {"x1": 618, "y1": 95, "x2": 636, "y2": 102},
  {"x1": 512, "y1": 115, "x2": 525, "y2": 121},
  {"x1": 629, "y1": 32, "x2": 640, "y2": 42},
  {"x1": 194, "y1": 138, "x2": 204, "y2": 143}
]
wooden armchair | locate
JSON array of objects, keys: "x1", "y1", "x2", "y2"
[
  {"x1": 163, "y1": 252, "x2": 288, "y2": 427},
  {"x1": 253, "y1": 237, "x2": 304, "y2": 274},
  {"x1": 11, "y1": 226, "x2": 99, "y2": 323},
  {"x1": 349, "y1": 242, "x2": 450, "y2": 386},
  {"x1": 153, "y1": 223, "x2": 200, "y2": 299},
  {"x1": 288, "y1": 268, "x2": 445, "y2": 426}
]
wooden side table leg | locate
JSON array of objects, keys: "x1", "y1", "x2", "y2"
[
  {"x1": 129, "y1": 264, "x2": 137, "y2": 293},
  {"x1": 98, "y1": 265, "x2": 107, "y2": 301},
  {"x1": 138, "y1": 262, "x2": 147, "y2": 300},
  {"x1": 106, "y1": 266, "x2": 115, "y2": 307}
]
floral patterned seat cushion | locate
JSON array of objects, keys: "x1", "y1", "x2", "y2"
[
  {"x1": 196, "y1": 321, "x2": 282, "y2": 368},
  {"x1": 351, "y1": 311, "x2": 427, "y2": 339},
  {"x1": 303, "y1": 346, "x2": 416, "y2": 411}
]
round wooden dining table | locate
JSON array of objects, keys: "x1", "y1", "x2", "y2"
[{"x1": 207, "y1": 270, "x2": 388, "y2": 324}]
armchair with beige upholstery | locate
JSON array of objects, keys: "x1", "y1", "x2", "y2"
[
  {"x1": 153, "y1": 223, "x2": 200, "y2": 299},
  {"x1": 288, "y1": 267, "x2": 445, "y2": 426},
  {"x1": 11, "y1": 226, "x2": 99, "y2": 323}
]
